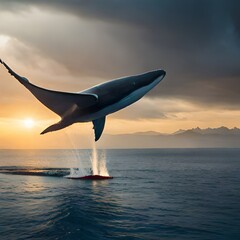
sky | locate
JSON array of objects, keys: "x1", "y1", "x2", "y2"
[{"x1": 0, "y1": 0, "x2": 240, "y2": 148}]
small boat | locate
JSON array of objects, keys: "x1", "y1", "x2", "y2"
[{"x1": 66, "y1": 175, "x2": 113, "y2": 180}]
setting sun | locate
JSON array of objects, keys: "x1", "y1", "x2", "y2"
[{"x1": 23, "y1": 118, "x2": 35, "y2": 128}]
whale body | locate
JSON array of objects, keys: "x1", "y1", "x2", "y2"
[{"x1": 0, "y1": 59, "x2": 166, "y2": 141}]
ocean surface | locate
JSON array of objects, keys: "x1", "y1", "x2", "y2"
[{"x1": 0, "y1": 148, "x2": 240, "y2": 240}]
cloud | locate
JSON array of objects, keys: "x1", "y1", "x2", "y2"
[
  {"x1": 0, "y1": 0, "x2": 240, "y2": 109},
  {"x1": 112, "y1": 98, "x2": 167, "y2": 120}
]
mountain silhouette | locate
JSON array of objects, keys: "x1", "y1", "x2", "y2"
[{"x1": 97, "y1": 127, "x2": 240, "y2": 148}]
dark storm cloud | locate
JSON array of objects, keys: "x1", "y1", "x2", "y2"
[{"x1": 1, "y1": 0, "x2": 240, "y2": 107}]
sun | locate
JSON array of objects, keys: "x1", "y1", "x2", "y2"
[{"x1": 23, "y1": 118, "x2": 35, "y2": 128}]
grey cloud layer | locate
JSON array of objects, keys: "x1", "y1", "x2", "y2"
[{"x1": 1, "y1": 0, "x2": 240, "y2": 107}]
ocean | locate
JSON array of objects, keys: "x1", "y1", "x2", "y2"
[{"x1": 0, "y1": 149, "x2": 240, "y2": 240}]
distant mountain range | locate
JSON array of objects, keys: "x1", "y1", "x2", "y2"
[
  {"x1": 98, "y1": 127, "x2": 240, "y2": 148},
  {"x1": 172, "y1": 127, "x2": 240, "y2": 136}
]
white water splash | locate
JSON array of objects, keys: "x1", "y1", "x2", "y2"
[
  {"x1": 64, "y1": 128, "x2": 110, "y2": 177},
  {"x1": 98, "y1": 150, "x2": 109, "y2": 176},
  {"x1": 64, "y1": 129, "x2": 87, "y2": 178},
  {"x1": 91, "y1": 142, "x2": 109, "y2": 176},
  {"x1": 91, "y1": 143, "x2": 98, "y2": 175},
  {"x1": 67, "y1": 168, "x2": 82, "y2": 178}
]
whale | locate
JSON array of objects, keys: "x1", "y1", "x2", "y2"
[{"x1": 0, "y1": 59, "x2": 166, "y2": 141}]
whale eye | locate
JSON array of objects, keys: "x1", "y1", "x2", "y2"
[{"x1": 132, "y1": 81, "x2": 136, "y2": 86}]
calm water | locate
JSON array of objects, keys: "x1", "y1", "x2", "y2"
[{"x1": 0, "y1": 149, "x2": 240, "y2": 240}]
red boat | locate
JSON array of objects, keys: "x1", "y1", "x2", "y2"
[{"x1": 66, "y1": 175, "x2": 113, "y2": 180}]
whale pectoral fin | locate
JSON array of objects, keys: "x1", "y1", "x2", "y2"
[
  {"x1": 1, "y1": 60, "x2": 98, "y2": 117},
  {"x1": 26, "y1": 88, "x2": 98, "y2": 117},
  {"x1": 92, "y1": 117, "x2": 106, "y2": 141}
]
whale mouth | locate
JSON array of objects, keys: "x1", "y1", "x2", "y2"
[
  {"x1": 148, "y1": 69, "x2": 166, "y2": 86},
  {"x1": 162, "y1": 70, "x2": 166, "y2": 78},
  {"x1": 153, "y1": 72, "x2": 166, "y2": 85},
  {"x1": 157, "y1": 70, "x2": 166, "y2": 80}
]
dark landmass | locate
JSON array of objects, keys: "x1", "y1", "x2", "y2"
[{"x1": 99, "y1": 127, "x2": 240, "y2": 148}]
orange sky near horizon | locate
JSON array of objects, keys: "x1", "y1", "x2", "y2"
[{"x1": 0, "y1": 58, "x2": 240, "y2": 149}]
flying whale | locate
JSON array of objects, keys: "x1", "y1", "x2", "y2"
[{"x1": 0, "y1": 59, "x2": 166, "y2": 141}]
